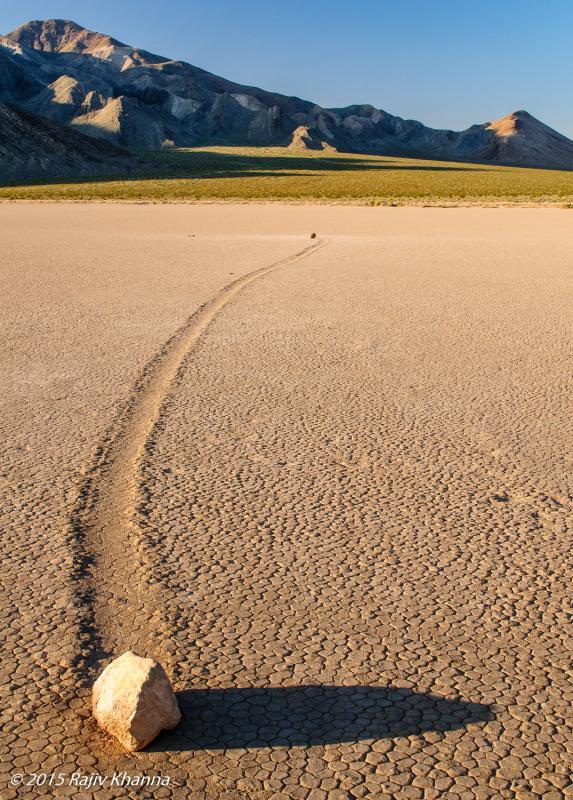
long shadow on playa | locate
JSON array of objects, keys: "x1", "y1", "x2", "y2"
[{"x1": 151, "y1": 685, "x2": 493, "y2": 751}]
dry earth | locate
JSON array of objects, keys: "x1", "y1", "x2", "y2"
[{"x1": 0, "y1": 205, "x2": 572, "y2": 800}]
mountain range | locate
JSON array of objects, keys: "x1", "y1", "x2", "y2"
[{"x1": 1, "y1": 18, "x2": 573, "y2": 180}]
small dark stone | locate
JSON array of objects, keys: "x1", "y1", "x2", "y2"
[{"x1": 493, "y1": 492, "x2": 510, "y2": 502}]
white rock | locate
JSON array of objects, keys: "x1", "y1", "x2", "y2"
[{"x1": 92, "y1": 651, "x2": 181, "y2": 751}]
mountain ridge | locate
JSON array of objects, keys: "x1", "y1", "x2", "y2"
[{"x1": 1, "y1": 18, "x2": 572, "y2": 173}]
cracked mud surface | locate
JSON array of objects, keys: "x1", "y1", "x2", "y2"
[{"x1": 1, "y1": 205, "x2": 572, "y2": 799}]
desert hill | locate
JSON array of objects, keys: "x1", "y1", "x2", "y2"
[
  {"x1": 288, "y1": 125, "x2": 337, "y2": 152},
  {"x1": 483, "y1": 110, "x2": 573, "y2": 168},
  {"x1": 1, "y1": 18, "x2": 572, "y2": 175}
]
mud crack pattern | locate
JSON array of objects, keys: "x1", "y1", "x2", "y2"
[{"x1": 1, "y1": 206, "x2": 572, "y2": 800}]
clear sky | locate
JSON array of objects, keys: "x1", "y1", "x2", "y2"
[{"x1": 2, "y1": 0, "x2": 572, "y2": 137}]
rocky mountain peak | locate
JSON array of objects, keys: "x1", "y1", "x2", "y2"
[
  {"x1": 488, "y1": 109, "x2": 539, "y2": 137},
  {"x1": 8, "y1": 18, "x2": 125, "y2": 54}
]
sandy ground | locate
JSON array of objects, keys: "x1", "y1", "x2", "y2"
[{"x1": 0, "y1": 205, "x2": 572, "y2": 800}]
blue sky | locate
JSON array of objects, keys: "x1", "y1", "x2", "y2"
[{"x1": 3, "y1": 0, "x2": 572, "y2": 137}]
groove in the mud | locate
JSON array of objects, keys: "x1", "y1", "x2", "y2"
[{"x1": 67, "y1": 239, "x2": 327, "y2": 682}]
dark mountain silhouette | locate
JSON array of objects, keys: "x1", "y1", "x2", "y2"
[{"x1": 1, "y1": 18, "x2": 572, "y2": 178}]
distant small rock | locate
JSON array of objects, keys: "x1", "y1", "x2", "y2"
[
  {"x1": 492, "y1": 492, "x2": 510, "y2": 503},
  {"x1": 310, "y1": 232, "x2": 317, "y2": 239},
  {"x1": 92, "y1": 651, "x2": 181, "y2": 751}
]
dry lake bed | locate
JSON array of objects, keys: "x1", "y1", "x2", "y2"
[{"x1": 1, "y1": 205, "x2": 572, "y2": 799}]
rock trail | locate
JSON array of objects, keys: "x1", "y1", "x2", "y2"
[{"x1": 67, "y1": 238, "x2": 327, "y2": 680}]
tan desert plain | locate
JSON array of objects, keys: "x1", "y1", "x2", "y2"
[{"x1": 1, "y1": 203, "x2": 572, "y2": 799}]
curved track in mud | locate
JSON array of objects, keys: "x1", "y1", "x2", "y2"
[{"x1": 67, "y1": 238, "x2": 327, "y2": 679}]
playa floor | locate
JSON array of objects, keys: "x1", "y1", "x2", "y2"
[{"x1": 1, "y1": 205, "x2": 572, "y2": 799}]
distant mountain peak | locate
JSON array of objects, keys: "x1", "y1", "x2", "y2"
[
  {"x1": 8, "y1": 18, "x2": 126, "y2": 54},
  {"x1": 7, "y1": 18, "x2": 167, "y2": 68},
  {"x1": 488, "y1": 109, "x2": 565, "y2": 138}
]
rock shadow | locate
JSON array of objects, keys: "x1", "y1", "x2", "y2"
[{"x1": 151, "y1": 684, "x2": 493, "y2": 751}]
